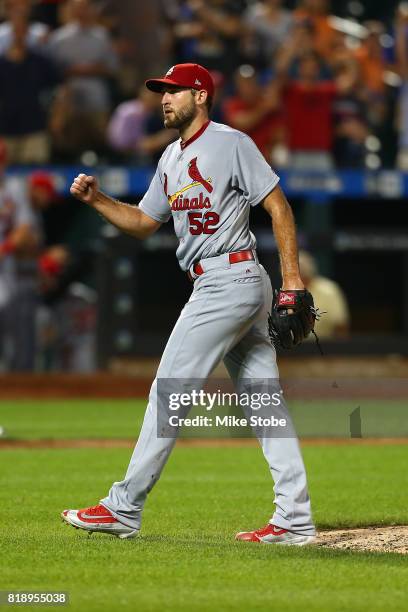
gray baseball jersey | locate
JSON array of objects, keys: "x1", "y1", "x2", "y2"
[{"x1": 138, "y1": 121, "x2": 279, "y2": 271}]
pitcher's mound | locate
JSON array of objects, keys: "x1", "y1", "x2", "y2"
[{"x1": 315, "y1": 526, "x2": 408, "y2": 554}]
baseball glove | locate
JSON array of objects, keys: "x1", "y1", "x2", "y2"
[{"x1": 268, "y1": 289, "x2": 317, "y2": 350}]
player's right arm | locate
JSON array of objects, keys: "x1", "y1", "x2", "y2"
[{"x1": 70, "y1": 174, "x2": 162, "y2": 240}]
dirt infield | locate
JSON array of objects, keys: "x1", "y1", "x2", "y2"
[
  {"x1": 0, "y1": 356, "x2": 407, "y2": 399},
  {"x1": 0, "y1": 374, "x2": 151, "y2": 398},
  {"x1": 315, "y1": 526, "x2": 408, "y2": 554},
  {"x1": 0, "y1": 437, "x2": 407, "y2": 450}
]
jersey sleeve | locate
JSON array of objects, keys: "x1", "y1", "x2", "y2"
[
  {"x1": 232, "y1": 134, "x2": 280, "y2": 207},
  {"x1": 138, "y1": 164, "x2": 171, "y2": 223}
]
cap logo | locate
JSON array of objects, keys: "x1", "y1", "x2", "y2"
[
  {"x1": 194, "y1": 78, "x2": 202, "y2": 86},
  {"x1": 166, "y1": 66, "x2": 175, "y2": 76}
]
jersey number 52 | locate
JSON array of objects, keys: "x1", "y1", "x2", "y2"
[{"x1": 188, "y1": 212, "x2": 220, "y2": 235}]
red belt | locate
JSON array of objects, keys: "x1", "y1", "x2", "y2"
[{"x1": 188, "y1": 249, "x2": 255, "y2": 281}]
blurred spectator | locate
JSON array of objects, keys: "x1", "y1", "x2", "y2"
[
  {"x1": 7, "y1": 170, "x2": 72, "y2": 372},
  {"x1": 28, "y1": 171, "x2": 71, "y2": 298},
  {"x1": 0, "y1": 0, "x2": 49, "y2": 55},
  {"x1": 173, "y1": 0, "x2": 246, "y2": 76},
  {"x1": 354, "y1": 22, "x2": 387, "y2": 97},
  {"x1": 28, "y1": 171, "x2": 73, "y2": 246},
  {"x1": 326, "y1": 29, "x2": 355, "y2": 70},
  {"x1": 299, "y1": 250, "x2": 350, "y2": 339},
  {"x1": 107, "y1": 87, "x2": 177, "y2": 163},
  {"x1": 222, "y1": 64, "x2": 284, "y2": 160},
  {"x1": 0, "y1": 16, "x2": 59, "y2": 163},
  {"x1": 332, "y1": 56, "x2": 370, "y2": 167},
  {"x1": 354, "y1": 21, "x2": 388, "y2": 131},
  {"x1": 294, "y1": 0, "x2": 337, "y2": 60},
  {"x1": 27, "y1": 170, "x2": 97, "y2": 372},
  {"x1": 51, "y1": 282, "x2": 97, "y2": 372},
  {"x1": 48, "y1": 0, "x2": 118, "y2": 158},
  {"x1": 95, "y1": 0, "x2": 172, "y2": 93},
  {"x1": 0, "y1": 140, "x2": 39, "y2": 370},
  {"x1": 275, "y1": 17, "x2": 317, "y2": 77},
  {"x1": 243, "y1": 0, "x2": 293, "y2": 70},
  {"x1": 28, "y1": 170, "x2": 59, "y2": 214},
  {"x1": 396, "y1": 2, "x2": 408, "y2": 170},
  {"x1": 282, "y1": 50, "x2": 336, "y2": 169}
]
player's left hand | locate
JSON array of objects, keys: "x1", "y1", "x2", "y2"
[{"x1": 268, "y1": 289, "x2": 316, "y2": 350}]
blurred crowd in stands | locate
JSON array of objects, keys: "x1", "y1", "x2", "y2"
[
  {"x1": 0, "y1": 142, "x2": 97, "y2": 371},
  {"x1": 0, "y1": 0, "x2": 407, "y2": 169},
  {"x1": 0, "y1": 0, "x2": 404, "y2": 371}
]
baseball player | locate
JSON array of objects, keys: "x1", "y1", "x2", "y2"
[{"x1": 62, "y1": 63, "x2": 316, "y2": 545}]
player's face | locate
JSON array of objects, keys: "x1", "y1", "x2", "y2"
[{"x1": 161, "y1": 87, "x2": 198, "y2": 129}]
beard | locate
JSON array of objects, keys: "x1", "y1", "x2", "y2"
[{"x1": 163, "y1": 97, "x2": 197, "y2": 129}]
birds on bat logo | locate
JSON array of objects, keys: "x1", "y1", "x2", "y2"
[{"x1": 164, "y1": 157, "x2": 213, "y2": 211}]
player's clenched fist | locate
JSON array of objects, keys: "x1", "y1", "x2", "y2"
[{"x1": 70, "y1": 174, "x2": 99, "y2": 205}]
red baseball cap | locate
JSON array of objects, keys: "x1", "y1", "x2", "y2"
[
  {"x1": 146, "y1": 63, "x2": 215, "y2": 98},
  {"x1": 28, "y1": 171, "x2": 57, "y2": 199}
]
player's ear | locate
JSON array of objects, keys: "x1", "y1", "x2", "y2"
[
  {"x1": 194, "y1": 89, "x2": 207, "y2": 106},
  {"x1": 195, "y1": 89, "x2": 208, "y2": 108}
]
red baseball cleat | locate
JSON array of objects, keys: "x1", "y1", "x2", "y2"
[
  {"x1": 235, "y1": 523, "x2": 315, "y2": 546},
  {"x1": 61, "y1": 504, "x2": 138, "y2": 539}
]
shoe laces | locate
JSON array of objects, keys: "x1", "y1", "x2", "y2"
[
  {"x1": 82, "y1": 504, "x2": 110, "y2": 516},
  {"x1": 254, "y1": 523, "x2": 275, "y2": 536}
]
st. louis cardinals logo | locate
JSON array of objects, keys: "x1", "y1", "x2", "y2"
[
  {"x1": 188, "y1": 158, "x2": 213, "y2": 193},
  {"x1": 164, "y1": 158, "x2": 213, "y2": 210}
]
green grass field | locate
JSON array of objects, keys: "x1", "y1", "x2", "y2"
[
  {"x1": 0, "y1": 398, "x2": 407, "y2": 439},
  {"x1": 0, "y1": 399, "x2": 407, "y2": 611}
]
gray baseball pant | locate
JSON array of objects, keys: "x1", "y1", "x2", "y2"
[{"x1": 101, "y1": 255, "x2": 315, "y2": 536}]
